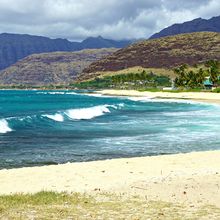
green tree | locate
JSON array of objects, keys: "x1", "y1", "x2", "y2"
[
  {"x1": 205, "y1": 60, "x2": 220, "y2": 86},
  {"x1": 196, "y1": 68, "x2": 206, "y2": 87},
  {"x1": 174, "y1": 64, "x2": 188, "y2": 87}
]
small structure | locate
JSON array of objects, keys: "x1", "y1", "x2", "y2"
[
  {"x1": 163, "y1": 78, "x2": 176, "y2": 91},
  {"x1": 203, "y1": 77, "x2": 213, "y2": 90},
  {"x1": 163, "y1": 87, "x2": 173, "y2": 91}
]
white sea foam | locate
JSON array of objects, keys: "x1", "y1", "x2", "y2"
[
  {"x1": 82, "y1": 93, "x2": 114, "y2": 98},
  {"x1": 42, "y1": 103, "x2": 124, "y2": 122},
  {"x1": 118, "y1": 103, "x2": 125, "y2": 107},
  {"x1": 163, "y1": 110, "x2": 208, "y2": 117},
  {"x1": 0, "y1": 119, "x2": 12, "y2": 134},
  {"x1": 127, "y1": 97, "x2": 152, "y2": 102},
  {"x1": 83, "y1": 93, "x2": 103, "y2": 97},
  {"x1": 65, "y1": 105, "x2": 111, "y2": 120},
  {"x1": 37, "y1": 91, "x2": 78, "y2": 95},
  {"x1": 37, "y1": 91, "x2": 65, "y2": 95},
  {"x1": 48, "y1": 92, "x2": 65, "y2": 95},
  {"x1": 43, "y1": 114, "x2": 64, "y2": 122},
  {"x1": 66, "y1": 92, "x2": 78, "y2": 95},
  {"x1": 127, "y1": 97, "x2": 209, "y2": 105}
]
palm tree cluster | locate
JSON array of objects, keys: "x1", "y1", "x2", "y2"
[
  {"x1": 174, "y1": 60, "x2": 220, "y2": 89},
  {"x1": 111, "y1": 71, "x2": 169, "y2": 87},
  {"x1": 74, "y1": 71, "x2": 171, "y2": 89}
]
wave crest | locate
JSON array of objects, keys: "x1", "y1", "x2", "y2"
[
  {"x1": 43, "y1": 114, "x2": 64, "y2": 122},
  {"x1": 37, "y1": 91, "x2": 78, "y2": 95},
  {"x1": 0, "y1": 119, "x2": 12, "y2": 134},
  {"x1": 65, "y1": 105, "x2": 111, "y2": 120}
]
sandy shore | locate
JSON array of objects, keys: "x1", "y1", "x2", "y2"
[
  {"x1": 97, "y1": 89, "x2": 220, "y2": 104},
  {"x1": 0, "y1": 150, "x2": 220, "y2": 207}
]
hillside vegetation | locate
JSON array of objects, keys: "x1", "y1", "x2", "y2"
[
  {"x1": 74, "y1": 70, "x2": 171, "y2": 90},
  {"x1": 0, "y1": 48, "x2": 117, "y2": 86},
  {"x1": 82, "y1": 32, "x2": 220, "y2": 81}
]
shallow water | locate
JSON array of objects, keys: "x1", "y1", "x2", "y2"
[{"x1": 0, "y1": 90, "x2": 220, "y2": 169}]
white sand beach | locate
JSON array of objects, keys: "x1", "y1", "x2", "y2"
[
  {"x1": 0, "y1": 150, "x2": 220, "y2": 208},
  {"x1": 97, "y1": 89, "x2": 220, "y2": 104}
]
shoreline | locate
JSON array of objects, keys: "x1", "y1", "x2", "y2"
[
  {"x1": 1, "y1": 89, "x2": 220, "y2": 210},
  {"x1": 2, "y1": 88, "x2": 220, "y2": 104},
  {"x1": 0, "y1": 150, "x2": 220, "y2": 207},
  {"x1": 97, "y1": 89, "x2": 220, "y2": 104}
]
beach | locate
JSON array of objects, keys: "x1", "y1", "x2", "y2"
[
  {"x1": 97, "y1": 89, "x2": 220, "y2": 104},
  {"x1": 1, "y1": 90, "x2": 220, "y2": 218},
  {"x1": 0, "y1": 150, "x2": 220, "y2": 208}
]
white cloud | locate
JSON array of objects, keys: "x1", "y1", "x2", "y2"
[{"x1": 0, "y1": 0, "x2": 219, "y2": 41}]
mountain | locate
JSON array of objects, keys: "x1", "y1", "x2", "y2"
[
  {"x1": 0, "y1": 33, "x2": 131, "y2": 71},
  {"x1": 81, "y1": 32, "x2": 220, "y2": 80},
  {"x1": 0, "y1": 48, "x2": 117, "y2": 86},
  {"x1": 80, "y1": 36, "x2": 132, "y2": 49},
  {"x1": 150, "y1": 15, "x2": 220, "y2": 39}
]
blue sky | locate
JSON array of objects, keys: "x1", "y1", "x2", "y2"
[{"x1": 0, "y1": 0, "x2": 219, "y2": 41}]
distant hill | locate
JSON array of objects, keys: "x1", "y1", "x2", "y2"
[
  {"x1": 0, "y1": 33, "x2": 131, "y2": 71},
  {"x1": 0, "y1": 48, "x2": 117, "y2": 86},
  {"x1": 80, "y1": 36, "x2": 131, "y2": 49},
  {"x1": 150, "y1": 15, "x2": 220, "y2": 39},
  {"x1": 81, "y1": 32, "x2": 220, "y2": 80}
]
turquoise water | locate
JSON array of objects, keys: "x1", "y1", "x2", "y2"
[{"x1": 1, "y1": 90, "x2": 220, "y2": 169}]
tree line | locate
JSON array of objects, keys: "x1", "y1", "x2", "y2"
[
  {"x1": 73, "y1": 71, "x2": 171, "y2": 89},
  {"x1": 174, "y1": 60, "x2": 220, "y2": 89}
]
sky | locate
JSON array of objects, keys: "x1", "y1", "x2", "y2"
[{"x1": 0, "y1": 0, "x2": 219, "y2": 41}]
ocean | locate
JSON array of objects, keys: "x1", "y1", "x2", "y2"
[{"x1": 1, "y1": 90, "x2": 220, "y2": 169}]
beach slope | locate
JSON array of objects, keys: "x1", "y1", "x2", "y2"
[
  {"x1": 98, "y1": 89, "x2": 220, "y2": 103},
  {"x1": 0, "y1": 150, "x2": 220, "y2": 208}
]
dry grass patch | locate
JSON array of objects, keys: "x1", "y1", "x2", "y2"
[{"x1": 0, "y1": 192, "x2": 220, "y2": 219}]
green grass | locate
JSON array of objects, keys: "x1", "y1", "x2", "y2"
[
  {"x1": 138, "y1": 88, "x2": 206, "y2": 93},
  {"x1": 212, "y1": 88, "x2": 220, "y2": 93},
  {"x1": 0, "y1": 192, "x2": 220, "y2": 220},
  {"x1": 138, "y1": 88, "x2": 162, "y2": 92}
]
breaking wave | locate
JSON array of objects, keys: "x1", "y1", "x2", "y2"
[
  {"x1": 37, "y1": 91, "x2": 78, "y2": 95},
  {"x1": 43, "y1": 103, "x2": 124, "y2": 121},
  {"x1": 0, "y1": 104, "x2": 125, "y2": 131},
  {"x1": 42, "y1": 114, "x2": 64, "y2": 122},
  {"x1": 0, "y1": 119, "x2": 12, "y2": 134},
  {"x1": 65, "y1": 105, "x2": 111, "y2": 120}
]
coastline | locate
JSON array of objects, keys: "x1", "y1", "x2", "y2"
[
  {"x1": 0, "y1": 150, "x2": 220, "y2": 207},
  {"x1": 1, "y1": 89, "x2": 220, "y2": 215},
  {"x1": 97, "y1": 89, "x2": 220, "y2": 104}
]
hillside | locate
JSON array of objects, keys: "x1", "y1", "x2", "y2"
[
  {"x1": 0, "y1": 48, "x2": 117, "y2": 86},
  {"x1": 80, "y1": 36, "x2": 131, "y2": 49},
  {"x1": 150, "y1": 15, "x2": 220, "y2": 39},
  {"x1": 0, "y1": 33, "x2": 131, "y2": 71},
  {"x1": 81, "y1": 32, "x2": 220, "y2": 80}
]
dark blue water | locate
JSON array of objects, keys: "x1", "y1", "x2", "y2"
[{"x1": 1, "y1": 90, "x2": 220, "y2": 169}]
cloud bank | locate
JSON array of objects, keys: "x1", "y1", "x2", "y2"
[{"x1": 0, "y1": 0, "x2": 219, "y2": 41}]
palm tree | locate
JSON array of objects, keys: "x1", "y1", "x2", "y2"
[
  {"x1": 173, "y1": 64, "x2": 188, "y2": 87},
  {"x1": 196, "y1": 68, "x2": 206, "y2": 88},
  {"x1": 205, "y1": 60, "x2": 220, "y2": 86}
]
